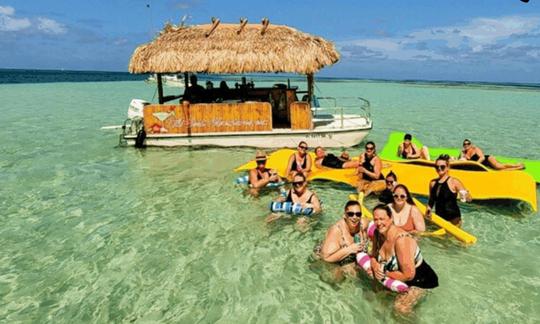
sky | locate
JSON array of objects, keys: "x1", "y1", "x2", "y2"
[{"x1": 1, "y1": 0, "x2": 539, "y2": 83}]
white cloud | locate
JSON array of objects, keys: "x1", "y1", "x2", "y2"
[
  {"x1": 37, "y1": 17, "x2": 66, "y2": 34},
  {"x1": 0, "y1": 6, "x2": 31, "y2": 31},
  {"x1": 340, "y1": 15, "x2": 540, "y2": 62}
]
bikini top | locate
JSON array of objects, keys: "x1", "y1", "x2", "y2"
[
  {"x1": 291, "y1": 154, "x2": 307, "y2": 171},
  {"x1": 377, "y1": 233, "x2": 423, "y2": 272}
]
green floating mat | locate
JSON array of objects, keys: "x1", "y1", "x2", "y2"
[{"x1": 379, "y1": 131, "x2": 540, "y2": 183}]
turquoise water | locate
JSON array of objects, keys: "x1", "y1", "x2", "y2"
[{"x1": 0, "y1": 78, "x2": 539, "y2": 323}]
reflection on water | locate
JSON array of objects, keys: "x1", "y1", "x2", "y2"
[{"x1": 0, "y1": 79, "x2": 538, "y2": 322}]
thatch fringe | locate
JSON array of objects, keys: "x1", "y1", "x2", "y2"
[{"x1": 128, "y1": 21, "x2": 340, "y2": 74}]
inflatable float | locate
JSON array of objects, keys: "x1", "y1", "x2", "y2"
[{"x1": 379, "y1": 131, "x2": 540, "y2": 183}]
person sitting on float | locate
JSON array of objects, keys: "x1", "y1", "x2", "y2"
[
  {"x1": 397, "y1": 133, "x2": 430, "y2": 160},
  {"x1": 314, "y1": 147, "x2": 359, "y2": 169},
  {"x1": 458, "y1": 139, "x2": 524, "y2": 170},
  {"x1": 357, "y1": 141, "x2": 385, "y2": 197},
  {"x1": 285, "y1": 141, "x2": 312, "y2": 178},
  {"x1": 387, "y1": 184, "x2": 425, "y2": 234},
  {"x1": 426, "y1": 154, "x2": 472, "y2": 227},
  {"x1": 248, "y1": 150, "x2": 281, "y2": 196},
  {"x1": 370, "y1": 204, "x2": 438, "y2": 315},
  {"x1": 379, "y1": 171, "x2": 398, "y2": 204}
]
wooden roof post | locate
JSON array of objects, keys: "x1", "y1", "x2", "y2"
[
  {"x1": 307, "y1": 73, "x2": 314, "y2": 105},
  {"x1": 157, "y1": 73, "x2": 164, "y2": 104}
]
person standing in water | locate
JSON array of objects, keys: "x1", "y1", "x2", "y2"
[{"x1": 426, "y1": 154, "x2": 472, "y2": 226}]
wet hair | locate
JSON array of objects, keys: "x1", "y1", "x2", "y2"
[
  {"x1": 392, "y1": 184, "x2": 416, "y2": 205},
  {"x1": 344, "y1": 200, "x2": 361, "y2": 211},
  {"x1": 436, "y1": 154, "x2": 451, "y2": 166},
  {"x1": 404, "y1": 133, "x2": 412, "y2": 140},
  {"x1": 386, "y1": 171, "x2": 397, "y2": 182}
]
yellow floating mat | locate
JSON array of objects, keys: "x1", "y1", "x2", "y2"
[
  {"x1": 383, "y1": 160, "x2": 537, "y2": 212},
  {"x1": 235, "y1": 149, "x2": 537, "y2": 211}
]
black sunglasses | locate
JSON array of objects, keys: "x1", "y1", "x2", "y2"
[
  {"x1": 365, "y1": 146, "x2": 375, "y2": 151},
  {"x1": 435, "y1": 165, "x2": 447, "y2": 171},
  {"x1": 463, "y1": 142, "x2": 471, "y2": 146},
  {"x1": 346, "y1": 211, "x2": 362, "y2": 218},
  {"x1": 386, "y1": 180, "x2": 394, "y2": 184},
  {"x1": 293, "y1": 181, "x2": 305, "y2": 187},
  {"x1": 256, "y1": 159, "x2": 267, "y2": 164},
  {"x1": 298, "y1": 145, "x2": 308, "y2": 150},
  {"x1": 393, "y1": 194, "x2": 407, "y2": 199}
]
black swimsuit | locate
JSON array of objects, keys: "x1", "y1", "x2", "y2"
[
  {"x1": 321, "y1": 153, "x2": 345, "y2": 169},
  {"x1": 285, "y1": 190, "x2": 314, "y2": 204},
  {"x1": 470, "y1": 153, "x2": 491, "y2": 167},
  {"x1": 291, "y1": 155, "x2": 307, "y2": 171},
  {"x1": 428, "y1": 177, "x2": 461, "y2": 221},
  {"x1": 378, "y1": 188, "x2": 394, "y2": 204},
  {"x1": 401, "y1": 145, "x2": 416, "y2": 159},
  {"x1": 362, "y1": 153, "x2": 384, "y2": 180}
]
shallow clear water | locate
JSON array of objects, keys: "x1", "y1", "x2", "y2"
[{"x1": 0, "y1": 78, "x2": 539, "y2": 323}]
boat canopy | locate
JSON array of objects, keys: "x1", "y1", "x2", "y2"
[{"x1": 128, "y1": 18, "x2": 340, "y2": 75}]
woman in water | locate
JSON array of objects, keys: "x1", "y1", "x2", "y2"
[
  {"x1": 370, "y1": 205, "x2": 438, "y2": 315},
  {"x1": 388, "y1": 184, "x2": 425, "y2": 234},
  {"x1": 397, "y1": 133, "x2": 430, "y2": 160},
  {"x1": 285, "y1": 141, "x2": 312, "y2": 178},
  {"x1": 267, "y1": 173, "x2": 321, "y2": 223},
  {"x1": 314, "y1": 147, "x2": 359, "y2": 169},
  {"x1": 379, "y1": 171, "x2": 398, "y2": 204},
  {"x1": 426, "y1": 154, "x2": 471, "y2": 226},
  {"x1": 357, "y1": 141, "x2": 385, "y2": 197},
  {"x1": 248, "y1": 150, "x2": 281, "y2": 196},
  {"x1": 459, "y1": 139, "x2": 524, "y2": 170},
  {"x1": 317, "y1": 200, "x2": 368, "y2": 277}
]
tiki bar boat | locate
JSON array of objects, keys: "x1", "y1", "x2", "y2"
[{"x1": 122, "y1": 18, "x2": 372, "y2": 147}]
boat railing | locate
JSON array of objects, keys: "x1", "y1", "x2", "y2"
[{"x1": 311, "y1": 96, "x2": 371, "y2": 128}]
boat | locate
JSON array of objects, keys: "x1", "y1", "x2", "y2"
[
  {"x1": 119, "y1": 18, "x2": 372, "y2": 148},
  {"x1": 235, "y1": 148, "x2": 538, "y2": 211},
  {"x1": 145, "y1": 74, "x2": 185, "y2": 87},
  {"x1": 379, "y1": 131, "x2": 540, "y2": 183}
]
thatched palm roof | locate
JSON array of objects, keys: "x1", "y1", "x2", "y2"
[{"x1": 128, "y1": 21, "x2": 340, "y2": 74}]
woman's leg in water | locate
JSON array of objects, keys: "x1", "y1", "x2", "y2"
[{"x1": 394, "y1": 287, "x2": 427, "y2": 315}]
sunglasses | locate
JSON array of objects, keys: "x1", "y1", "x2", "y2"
[
  {"x1": 463, "y1": 142, "x2": 471, "y2": 147},
  {"x1": 393, "y1": 194, "x2": 407, "y2": 199},
  {"x1": 298, "y1": 145, "x2": 308, "y2": 150},
  {"x1": 256, "y1": 159, "x2": 267, "y2": 164},
  {"x1": 346, "y1": 211, "x2": 362, "y2": 218},
  {"x1": 386, "y1": 180, "x2": 394, "y2": 184},
  {"x1": 365, "y1": 146, "x2": 375, "y2": 151},
  {"x1": 435, "y1": 165, "x2": 447, "y2": 171},
  {"x1": 293, "y1": 181, "x2": 305, "y2": 187}
]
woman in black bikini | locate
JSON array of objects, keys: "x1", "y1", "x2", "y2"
[
  {"x1": 397, "y1": 133, "x2": 430, "y2": 160},
  {"x1": 357, "y1": 141, "x2": 385, "y2": 197},
  {"x1": 248, "y1": 150, "x2": 281, "y2": 196},
  {"x1": 459, "y1": 139, "x2": 524, "y2": 170},
  {"x1": 285, "y1": 141, "x2": 313, "y2": 178},
  {"x1": 426, "y1": 154, "x2": 471, "y2": 226},
  {"x1": 370, "y1": 204, "x2": 438, "y2": 315}
]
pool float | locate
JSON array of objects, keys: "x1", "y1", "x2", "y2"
[
  {"x1": 269, "y1": 201, "x2": 314, "y2": 216},
  {"x1": 235, "y1": 149, "x2": 537, "y2": 211},
  {"x1": 235, "y1": 175, "x2": 284, "y2": 188},
  {"x1": 356, "y1": 252, "x2": 409, "y2": 293},
  {"x1": 379, "y1": 131, "x2": 540, "y2": 183}
]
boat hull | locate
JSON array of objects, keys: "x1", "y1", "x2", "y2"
[{"x1": 125, "y1": 125, "x2": 372, "y2": 148}]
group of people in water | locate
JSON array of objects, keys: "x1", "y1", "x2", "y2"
[{"x1": 243, "y1": 133, "x2": 524, "y2": 314}]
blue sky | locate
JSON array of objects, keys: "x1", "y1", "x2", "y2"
[{"x1": 1, "y1": 0, "x2": 539, "y2": 82}]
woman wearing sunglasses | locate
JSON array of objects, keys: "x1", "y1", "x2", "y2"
[
  {"x1": 426, "y1": 154, "x2": 471, "y2": 226},
  {"x1": 248, "y1": 150, "x2": 281, "y2": 195},
  {"x1": 267, "y1": 173, "x2": 321, "y2": 223},
  {"x1": 370, "y1": 205, "x2": 438, "y2": 315},
  {"x1": 397, "y1": 133, "x2": 430, "y2": 160},
  {"x1": 319, "y1": 200, "x2": 368, "y2": 270},
  {"x1": 388, "y1": 184, "x2": 425, "y2": 234},
  {"x1": 285, "y1": 141, "x2": 313, "y2": 178},
  {"x1": 459, "y1": 139, "x2": 524, "y2": 171},
  {"x1": 379, "y1": 171, "x2": 398, "y2": 204},
  {"x1": 357, "y1": 141, "x2": 385, "y2": 197}
]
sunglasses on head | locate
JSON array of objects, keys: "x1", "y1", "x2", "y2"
[
  {"x1": 435, "y1": 164, "x2": 447, "y2": 171},
  {"x1": 298, "y1": 145, "x2": 308, "y2": 150},
  {"x1": 393, "y1": 194, "x2": 407, "y2": 199},
  {"x1": 293, "y1": 181, "x2": 305, "y2": 187},
  {"x1": 346, "y1": 211, "x2": 362, "y2": 218}
]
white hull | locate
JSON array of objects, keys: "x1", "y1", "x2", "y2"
[{"x1": 125, "y1": 124, "x2": 372, "y2": 148}]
